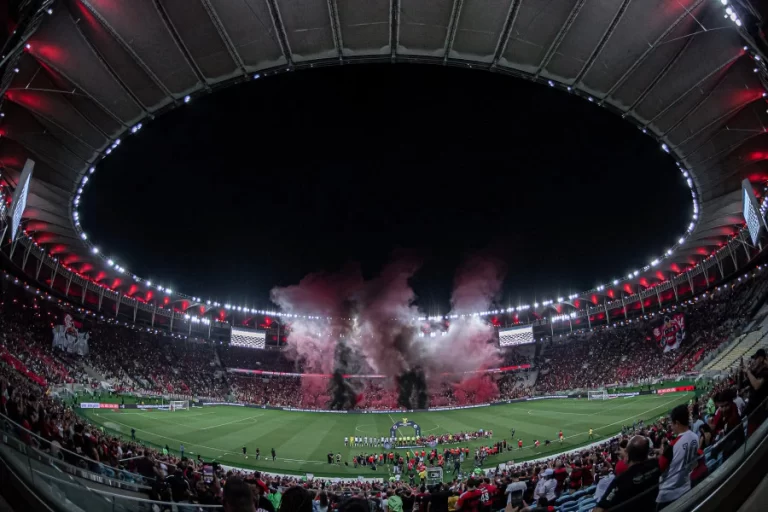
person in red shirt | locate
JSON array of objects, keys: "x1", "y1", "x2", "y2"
[
  {"x1": 479, "y1": 477, "x2": 497, "y2": 512},
  {"x1": 582, "y1": 457, "x2": 595, "y2": 487},
  {"x1": 518, "y1": 439, "x2": 523, "y2": 450},
  {"x1": 710, "y1": 391, "x2": 741, "y2": 434},
  {"x1": 553, "y1": 461, "x2": 568, "y2": 495},
  {"x1": 569, "y1": 459, "x2": 583, "y2": 490},
  {"x1": 456, "y1": 478, "x2": 484, "y2": 512}
]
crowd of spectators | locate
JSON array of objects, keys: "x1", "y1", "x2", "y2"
[
  {"x1": 0, "y1": 275, "x2": 767, "y2": 511},
  {"x1": 230, "y1": 375, "x2": 302, "y2": 406},
  {"x1": 219, "y1": 345, "x2": 299, "y2": 373},
  {"x1": 535, "y1": 275, "x2": 768, "y2": 394}
]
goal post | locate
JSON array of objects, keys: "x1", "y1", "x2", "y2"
[
  {"x1": 588, "y1": 390, "x2": 608, "y2": 401},
  {"x1": 169, "y1": 400, "x2": 189, "y2": 411}
]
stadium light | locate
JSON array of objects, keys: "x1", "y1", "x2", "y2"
[
  {"x1": 184, "y1": 95, "x2": 191, "y2": 103},
  {"x1": 107, "y1": 259, "x2": 114, "y2": 267},
  {"x1": 80, "y1": 233, "x2": 87, "y2": 240},
  {"x1": 91, "y1": 247, "x2": 99, "y2": 254},
  {"x1": 613, "y1": 280, "x2": 619, "y2": 285},
  {"x1": 678, "y1": 237, "x2": 685, "y2": 244}
]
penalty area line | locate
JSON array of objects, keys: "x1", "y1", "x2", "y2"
[
  {"x1": 92, "y1": 415, "x2": 230, "y2": 454},
  {"x1": 200, "y1": 414, "x2": 264, "y2": 430}
]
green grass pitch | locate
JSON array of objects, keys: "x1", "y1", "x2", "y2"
[{"x1": 81, "y1": 393, "x2": 691, "y2": 478}]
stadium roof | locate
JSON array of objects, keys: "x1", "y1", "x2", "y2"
[{"x1": 0, "y1": 0, "x2": 767, "y2": 316}]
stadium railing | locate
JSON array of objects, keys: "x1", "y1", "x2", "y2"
[
  {"x1": 0, "y1": 412, "x2": 223, "y2": 511},
  {"x1": 28, "y1": 469, "x2": 223, "y2": 512},
  {"x1": 592, "y1": 395, "x2": 768, "y2": 512},
  {"x1": 0, "y1": 411, "x2": 153, "y2": 492}
]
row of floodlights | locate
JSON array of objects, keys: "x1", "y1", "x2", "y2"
[{"x1": 63, "y1": 14, "x2": 762, "y2": 317}]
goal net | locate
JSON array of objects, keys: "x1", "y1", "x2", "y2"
[
  {"x1": 169, "y1": 400, "x2": 189, "y2": 411},
  {"x1": 588, "y1": 390, "x2": 609, "y2": 401}
]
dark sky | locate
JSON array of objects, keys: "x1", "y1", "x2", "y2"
[{"x1": 81, "y1": 64, "x2": 689, "y2": 313}]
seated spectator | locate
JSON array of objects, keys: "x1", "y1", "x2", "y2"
[{"x1": 594, "y1": 436, "x2": 661, "y2": 512}]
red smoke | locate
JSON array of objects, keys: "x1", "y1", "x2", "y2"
[
  {"x1": 452, "y1": 374, "x2": 499, "y2": 405},
  {"x1": 270, "y1": 251, "x2": 507, "y2": 405}
]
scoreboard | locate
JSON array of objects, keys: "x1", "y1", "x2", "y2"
[{"x1": 498, "y1": 325, "x2": 534, "y2": 347}]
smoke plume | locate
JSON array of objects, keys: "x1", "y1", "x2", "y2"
[{"x1": 270, "y1": 252, "x2": 506, "y2": 409}]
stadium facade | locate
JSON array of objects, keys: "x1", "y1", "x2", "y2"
[{"x1": 0, "y1": 0, "x2": 767, "y2": 338}]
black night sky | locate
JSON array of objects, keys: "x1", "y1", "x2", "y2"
[{"x1": 81, "y1": 64, "x2": 689, "y2": 313}]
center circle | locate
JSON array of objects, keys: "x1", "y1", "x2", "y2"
[{"x1": 80, "y1": 64, "x2": 688, "y2": 306}]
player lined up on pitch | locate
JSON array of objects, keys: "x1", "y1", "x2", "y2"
[{"x1": 344, "y1": 429, "x2": 494, "y2": 448}]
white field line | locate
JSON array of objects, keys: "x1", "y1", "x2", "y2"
[
  {"x1": 94, "y1": 414, "x2": 230, "y2": 454},
  {"x1": 96, "y1": 395, "x2": 688, "y2": 467},
  {"x1": 200, "y1": 414, "x2": 264, "y2": 430},
  {"x1": 515, "y1": 394, "x2": 688, "y2": 452}
]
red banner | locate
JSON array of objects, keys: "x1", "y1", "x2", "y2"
[{"x1": 657, "y1": 385, "x2": 695, "y2": 395}]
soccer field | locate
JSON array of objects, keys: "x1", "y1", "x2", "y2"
[{"x1": 81, "y1": 393, "x2": 691, "y2": 478}]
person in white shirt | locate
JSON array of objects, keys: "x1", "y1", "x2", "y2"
[
  {"x1": 733, "y1": 394, "x2": 746, "y2": 417},
  {"x1": 657, "y1": 404, "x2": 700, "y2": 508},
  {"x1": 533, "y1": 469, "x2": 557, "y2": 502},
  {"x1": 505, "y1": 472, "x2": 527, "y2": 505},
  {"x1": 593, "y1": 468, "x2": 614, "y2": 503}
]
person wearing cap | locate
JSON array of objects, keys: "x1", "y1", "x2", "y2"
[{"x1": 532, "y1": 469, "x2": 555, "y2": 502}]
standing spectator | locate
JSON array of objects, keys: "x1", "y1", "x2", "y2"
[
  {"x1": 455, "y1": 478, "x2": 483, "y2": 512},
  {"x1": 656, "y1": 405, "x2": 699, "y2": 509},
  {"x1": 533, "y1": 470, "x2": 556, "y2": 503},
  {"x1": 224, "y1": 477, "x2": 256, "y2": 512},
  {"x1": 552, "y1": 461, "x2": 568, "y2": 496},
  {"x1": 594, "y1": 437, "x2": 661, "y2": 512},
  {"x1": 505, "y1": 473, "x2": 526, "y2": 507},
  {"x1": 279, "y1": 486, "x2": 312, "y2": 512},
  {"x1": 592, "y1": 468, "x2": 614, "y2": 503},
  {"x1": 743, "y1": 349, "x2": 767, "y2": 433}
]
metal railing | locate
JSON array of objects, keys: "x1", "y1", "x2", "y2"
[
  {"x1": 0, "y1": 411, "x2": 152, "y2": 491},
  {"x1": 595, "y1": 394, "x2": 768, "y2": 511},
  {"x1": 29, "y1": 469, "x2": 222, "y2": 512}
]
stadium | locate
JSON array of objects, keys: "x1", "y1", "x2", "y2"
[{"x1": 0, "y1": 1, "x2": 768, "y2": 511}]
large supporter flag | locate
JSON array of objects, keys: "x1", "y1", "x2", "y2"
[
  {"x1": 652, "y1": 314, "x2": 685, "y2": 352},
  {"x1": 52, "y1": 313, "x2": 89, "y2": 356}
]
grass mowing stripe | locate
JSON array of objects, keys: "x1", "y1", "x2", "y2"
[
  {"x1": 200, "y1": 414, "x2": 263, "y2": 430},
  {"x1": 83, "y1": 394, "x2": 689, "y2": 477},
  {"x1": 92, "y1": 413, "x2": 230, "y2": 454}
]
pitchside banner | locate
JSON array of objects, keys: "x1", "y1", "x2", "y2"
[{"x1": 652, "y1": 314, "x2": 685, "y2": 352}]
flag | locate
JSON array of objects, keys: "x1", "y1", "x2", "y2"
[{"x1": 652, "y1": 314, "x2": 685, "y2": 352}]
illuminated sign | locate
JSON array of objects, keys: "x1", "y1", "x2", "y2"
[
  {"x1": 498, "y1": 325, "x2": 534, "y2": 346},
  {"x1": 742, "y1": 179, "x2": 764, "y2": 245},
  {"x1": 7, "y1": 159, "x2": 34, "y2": 241}
]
